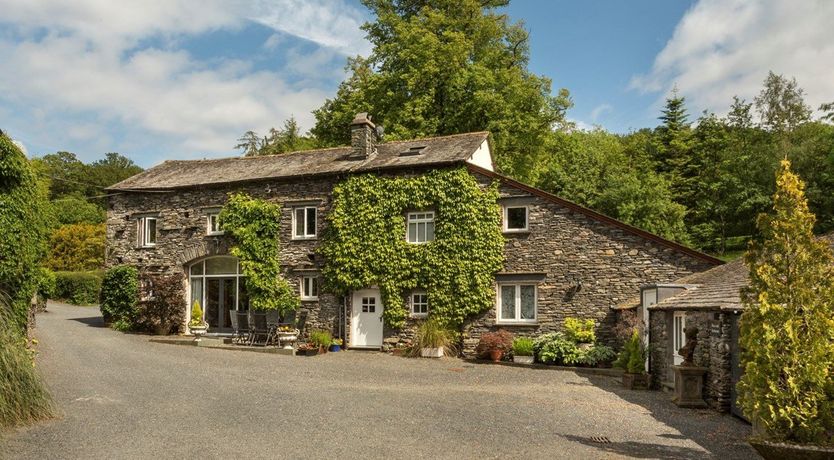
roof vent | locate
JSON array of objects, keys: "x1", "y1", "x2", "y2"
[{"x1": 400, "y1": 145, "x2": 427, "y2": 156}]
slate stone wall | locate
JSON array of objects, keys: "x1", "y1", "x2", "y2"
[
  {"x1": 108, "y1": 167, "x2": 715, "y2": 352},
  {"x1": 648, "y1": 309, "x2": 734, "y2": 412},
  {"x1": 461, "y1": 173, "x2": 715, "y2": 356}
]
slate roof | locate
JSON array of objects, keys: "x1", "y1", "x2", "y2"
[
  {"x1": 108, "y1": 132, "x2": 489, "y2": 191},
  {"x1": 649, "y1": 259, "x2": 748, "y2": 311}
]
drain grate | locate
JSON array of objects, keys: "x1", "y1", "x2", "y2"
[{"x1": 590, "y1": 436, "x2": 612, "y2": 444}]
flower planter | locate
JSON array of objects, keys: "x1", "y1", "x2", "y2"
[
  {"x1": 329, "y1": 344, "x2": 341, "y2": 352},
  {"x1": 621, "y1": 372, "x2": 650, "y2": 390},
  {"x1": 420, "y1": 347, "x2": 444, "y2": 358},
  {"x1": 489, "y1": 349, "x2": 504, "y2": 362},
  {"x1": 298, "y1": 348, "x2": 319, "y2": 357},
  {"x1": 189, "y1": 324, "x2": 208, "y2": 342},
  {"x1": 513, "y1": 355, "x2": 534, "y2": 364},
  {"x1": 749, "y1": 439, "x2": 834, "y2": 460}
]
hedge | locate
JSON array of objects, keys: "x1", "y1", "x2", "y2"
[
  {"x1": 99, "y1": 266, "x2": 138, "y2": 328},
  {"x1": 53, "y1": 270, "x2": 104, "y2": 305}
]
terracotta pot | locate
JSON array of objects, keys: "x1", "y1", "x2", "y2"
[{"x1": 489, "y1": 349, "x2": 503, "y2": 362}]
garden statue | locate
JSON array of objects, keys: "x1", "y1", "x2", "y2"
[{"x1": 677, "y1": 325, "x2": 699, "y2": 366}]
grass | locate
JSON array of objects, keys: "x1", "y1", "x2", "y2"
[{"x1": 0, "y1": 292, "x2": 53, "y2": 429}]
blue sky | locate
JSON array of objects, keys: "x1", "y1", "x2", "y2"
[{"x1": 1, "y1": 0, "x2": 832, "y2": 167}]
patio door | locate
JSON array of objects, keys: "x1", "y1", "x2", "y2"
[
  {"x1": 673, "y1": 311, "x2": 686, "y2": 365},
  {"x1": 350, "y1": 289, "x2": 383, "y2": 349},
  {"x1": 206, "y1": 277, "x2": 237, "y2": 332}
]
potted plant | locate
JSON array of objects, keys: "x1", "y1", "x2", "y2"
[
  {"x1": 416, "y1": 318, "x2": 452, "y2": 358},
  {"x1": 310, "y1": 329, "x2": 332, "y2": 354},
  {"x1": 188, "y1": 300, "x2": 208, "y2": 341},
  {"x1": 329, "y1": 338, "x2": 343, "y2": 352},
  {"x1": 296, "y1": 342, "x2": 319, "y2": 356},
  {"x1": 614, "y1": 329, "x2": 650, "y2": 389},
  {"x1": 511, "y1": 337, "x2": 534, "y2": 364},
  {"x1": 476, "y1": 329, "x2": 514, "y2": 362}
]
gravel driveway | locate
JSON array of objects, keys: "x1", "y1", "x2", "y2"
[{"x1": 1, "y1": 302, "x2": 758, "y2": 459}]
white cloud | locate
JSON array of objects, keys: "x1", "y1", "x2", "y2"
[
  {"x1": 0, "y1": 0, "x2": 370, "y2": 163},
  {"x1": 590, "y1": 104, "x2": 613, "y2": 122},
  {"x1": 631, "y1": 0, "x2": 834, "y2": 117}
]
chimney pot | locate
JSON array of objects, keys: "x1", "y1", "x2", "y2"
[{"x1": 349, "y1": 112, "x2": 377, "y2": 159}]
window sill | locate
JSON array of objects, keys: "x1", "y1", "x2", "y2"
[
  {"x1": 410, "y1": 314, "x2": 428, "y2": 319},
  {"x1": 301, "y1": 297, "x2": 319, "y2": 302},
  {"x1": 137, "y1": 245, "x2": 157, "y2": 249},
  {"x1": 206, "y1": 232, "x2": 225, "y2": 236},
  {"x1": 495, "y1": 320, "x2": 538, "y2": 326},
  {"x1": 502, "y1": 229, "x2": 530, "y2": 235},
  {"x1": 292, "y1": 236, "x2": 318, "y2": 241}
]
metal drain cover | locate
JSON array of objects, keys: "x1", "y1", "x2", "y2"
[{"x1": 590, "y1": 436, "x2": 612, "y2": 444}]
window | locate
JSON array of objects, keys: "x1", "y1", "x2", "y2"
[
  {"x1": 497, "y1": 284, "x2": 537, "y2": 323},
  {"x1": 361, "y1": 296, "x2": 376, "y2": 313},
  {"x1": 407, "y1": 211, "x2": 435, "y2": 244},
  {"x1": 301, "y1": 275, "x2": 319, "y2": 300},
  {"x1": 673, "y1": 311, "x2": 686, "y2": 365},
  {"x1": 206, "y1": 213, "x2": 223, "y2": 235},
  {"x1": 293, "y1": 206, "x2": 317, "y2": 239},
  {"x1": 137, "y1": 216, "x2": 157, "y2": 247},
  {"x1": 504, "y1": 206, "x2": 528, "y2": 232},
  {"x1": 411, "y1": 290, "x2": 428, "y2": 317}
]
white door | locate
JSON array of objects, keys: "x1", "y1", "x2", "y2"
[
  {"x1": 351, "y1": 289, "x2": 383, "y2": 348},
  {"x1": 673, "y1": 311, "x2": 686, "y2": 365}
]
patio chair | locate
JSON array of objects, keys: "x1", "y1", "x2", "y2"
[
  {"x1": 250, "y1": 312, "x2": 270, "y2": 346},
  {"x1": 235, "y1": 311, "x2": 252, "y2": 345},
  {"x1": 265, "y1": 310, "x2": 281, "y2": 345}
]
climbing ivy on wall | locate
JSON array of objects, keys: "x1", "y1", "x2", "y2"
[
  {"x1": 219, "y1": 193, "x2": 299, "y2": 314},
  {"x1": 319, "y1": 167, "x2": 504, "y2": 329}
]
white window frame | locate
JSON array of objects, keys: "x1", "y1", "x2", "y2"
[
  {"x1": 406, "y1": 211, "x2": 435, "y2": 244},
  {"x1": 300, "y1": 275, "x2": 319, "y2": 301},
  {"x1": 292, "y1": 206, "x2": 317, "y2": 240},
  {"x1": 137, "y1": 216, "x2": 157, "y2": 248},
  {"x1": 503, "y1": 205, "x2": 529, "y2": 232},
  {"x1": 496, "y1": 283, "x2": 537, "y2": 324},
  {"x1": 206, "y1": 213, "x2": 223, "y2": 235},
  {"x1": 673, "y1": 311, "x2": 686, "y2": 365},
  {"x1": 410, "y1": 290, "x2": 428, "y2": 317}
]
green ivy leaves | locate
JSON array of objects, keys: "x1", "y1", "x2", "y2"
[
  {"x1": 319, "y1": 167, "x2": 504, "y2": 329},
  {"x1": 220, "y1": 193, "x2": 299, "y2": 314}
]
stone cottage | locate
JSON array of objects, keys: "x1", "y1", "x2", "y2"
[{"x1": 105, "y1": 113, "x2": 721, "y2": 355}]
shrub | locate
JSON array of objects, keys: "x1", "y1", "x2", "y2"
[
  {"x1": 512, "y1": 337, "x2": 534, "y2": 356},
  {"x1": 99, "y1": 266, "x2": 138, "y2": 326},
  {"x1": 476, "y1": 329, "x2": 514, "y2": 357},
  {"x1": 35, "y1": 267, "x2": 56, "y2": 300},
  {"x1": 614, "y1": 330, "x2": 646, "y2": 374},
  {"x1": 612, "y1": 309, "x2": 642, "y2": 347},
  {"x1": 309, "y1": 329, "x2": 333, "y2": 348},
  {"x1": 54, "y1": 270, "x2": 103, "y2": 305},
  {"x1": 0, "y1": 290, "x2": 53, "y2": 427},
  {"x1": 46, "y1": 223, "x2": 105, "y2": 271},
  {"x1": 138, "y1": 273, "x2": 185, "y2": 335},
  {"x1": 51, "y1": 196, "x2": 105, "y2": 225},
  {"x1": 534, "y1": 332, "x2": 582, "y2": 365},
  {"x1": 583, "y1": 345, "x2": 616, "y2": 366},
  {"x1": 189, "y1": 300, "x2": 204, "y2": 327},
  {"x1": 564, "y1": 317, "x2": 596, "y2": 343}
]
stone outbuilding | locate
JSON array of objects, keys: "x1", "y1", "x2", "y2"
[{"x1": 105, "y1": 113, "x2": 721, "y2": 356}]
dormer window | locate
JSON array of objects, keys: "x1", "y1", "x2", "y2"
[
  {"x1": 503, "y1": 206, "x2": 528, "y2": 232},
  {"x1": 137, "y1": 216, "x2": 157, "y2": 248},
  {"x1": 407, "y1": 211, "x2": 435, "y2": 244}
]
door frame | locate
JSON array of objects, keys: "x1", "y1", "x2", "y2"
[
  {"x1": 350, "y1": 288, "x2": 384, "y2": 349},
  {"x1": 672, "y1": 311, "x2": 686, "y2": 366}
]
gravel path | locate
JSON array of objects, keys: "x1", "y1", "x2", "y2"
[{"x1": 1, "y1": 302, "x2": 758, "y2": 459}]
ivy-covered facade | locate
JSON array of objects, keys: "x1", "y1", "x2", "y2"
[{"x1": 105, "y1": 113, "x2": 720, "y2": 355}]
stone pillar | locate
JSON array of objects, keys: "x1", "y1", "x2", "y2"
[{"x1": 672, "y1": 365, "x2": 709, "y2": 408}]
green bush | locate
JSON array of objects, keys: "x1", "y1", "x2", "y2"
[
  {"x1": 309, "y1": 329, "x2": 332, "y2": 348},
  {"x1": 564, "y1": 317, "x2": 596, "y2": 343},
  {"x1": 54, "y1": 270, "x2": 103, "y2": 305},
  {"x1": 99, "y1": 266, "x2": 138, "y2": 326},
  {"x1": 534, "y1": 332, "x2": 582, "y2": 365},
  {"x1": 614, "y1": 330, "x2": 646, "y2": 374},
  {"x1": 189, "y1": 300, "x2": 204, "y2": 327},
  {"x1": 35, "y1": 267, "x2": 56, "y2": 300},
  {"x1": 583, "y1": 345, "x2": 616, "y2": 366},
  {"x1": 512, "y1": 337, "x2": 534, "y2": 356},
  {"x1": 0, "y1": 291, "x2": 52, "y2": 427}
]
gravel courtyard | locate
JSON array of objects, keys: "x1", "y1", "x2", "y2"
[{"x1": 1, "y1": 302, "x2": 758, "y2": 459}]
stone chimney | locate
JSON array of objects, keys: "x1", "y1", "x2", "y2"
[{"x1": 349, "y1": 112, "x2": 377, "y2": 159}]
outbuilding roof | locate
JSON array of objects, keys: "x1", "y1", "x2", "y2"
[{"x1": 107, "y1": 132, "x2": 489, "y2": 191}]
